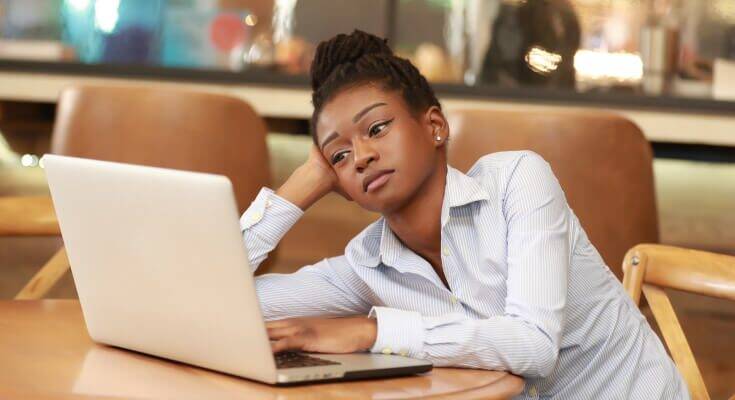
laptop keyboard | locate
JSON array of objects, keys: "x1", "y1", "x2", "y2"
[{"x1": 275, "y1": 352, "x2": 341, "y2": 369}]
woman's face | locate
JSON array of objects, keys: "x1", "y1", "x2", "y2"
[{"x1": 315, "y1": 83, "x2": 446, "y2": 214}]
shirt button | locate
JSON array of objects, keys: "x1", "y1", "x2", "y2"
[
  {"x1": 381, "y1": 347, "x2": 392, "y2": 355},
  {"x1": 442, "y1": 246, "x2": 450, "y2": 256},
  {"x1": 450, "y1": 296, "x2": 458, "y2": 304},
  {"x1": 266, "y1": 199, "x2": 273, "y2": 208},
  {"x1": 529, "y1": 386, "x2": 538, "y2": 398},
  {"x1": 399, "y1": 349, "x2": 408, "y2": 357},
  {"x1": 250, "y1": 211, "x2": 262, "y2": 223}
]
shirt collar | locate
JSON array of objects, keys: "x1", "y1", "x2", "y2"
[
  {"x1": 378, "y1": 218, "x2": 402, "y2": 267},
  {"x1": 440, "y1": 165, "x2": 491, "y2": 227},
  {"x1": 348, "y1": 165, "x2": 490, "y2": 269}
]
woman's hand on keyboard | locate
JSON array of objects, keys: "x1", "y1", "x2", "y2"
[{"x1": 267, "y1": 315, "x2": 377, "y2": 354}]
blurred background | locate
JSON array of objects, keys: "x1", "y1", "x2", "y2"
[
  {"x1": 0, "y1": 0, "x2": 734, "y2": 94},
  {"x1": 4, "y1": 0, "x2": 732, "y2": 264}
]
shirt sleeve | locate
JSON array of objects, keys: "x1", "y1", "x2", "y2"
[
  {"x1": 256, "y1": 257, "x2": 373, "y2": 321},
  {"x1": 241, "y1": 188, "x2": 373, "y2": 321},
  {"x1": 368, "y1": 153, "x2": 569, "y2": 378},
  {"x1": 240, "y1": 187, "x2": 304, "y2": 271}
]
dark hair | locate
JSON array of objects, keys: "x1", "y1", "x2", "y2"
[{"x1": 309, "y1": 30, "x2": 441, "y2": 141}]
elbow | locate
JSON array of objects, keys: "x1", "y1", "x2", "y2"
[
  {"x1": 530, "y1": 344, "x2": 559, "y2": 378},
  {"x1": 505, "y1": 330, "x2": 559, "y2": 378}
]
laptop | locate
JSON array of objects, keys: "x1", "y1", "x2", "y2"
[{"x1": 42, "y1": 154, "x2": 432, "y2": 385}]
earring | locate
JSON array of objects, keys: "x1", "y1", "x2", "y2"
[{"x1": 435, "y1": 136, "x2": 442, "y2": 141}]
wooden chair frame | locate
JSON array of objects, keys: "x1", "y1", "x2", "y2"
[{"x1": 623, "y1": 243, "x2": 735, "y2": 400}]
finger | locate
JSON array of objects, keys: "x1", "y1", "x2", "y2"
[
  {"x1": 271, "y1": 335, "x2": 306, "y2": 353},
  {"x1": 309, "y1": 146, "x2": 326, "y2": 163},
  {"x1": 265, "y1": 318, "x2": 297, "y2": 329},
  {"x1": 267, "y1": 326, "x2": 301, "y2": 340}
]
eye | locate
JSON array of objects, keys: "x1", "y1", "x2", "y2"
[
  {"x1": 331, "y1": 150, "x2": 349, "y2": 165},
  {"x1": 368, "y1": 118, "x2": 393, "y2": 137}
]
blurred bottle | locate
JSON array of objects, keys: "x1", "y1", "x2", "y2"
[{"x1": 639, "y1": 1, "x2": 680, "y2": 95}]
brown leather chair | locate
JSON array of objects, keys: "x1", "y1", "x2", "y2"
[
  {"x1": 5, "y1": 84, "x2": 271, "y2": 299},
  {"x1": 52, "y1": 84, "x2": 270, "y2": 211},
  {"x1": 446, "y1": 109, "x2": 658, "y2": 279}
]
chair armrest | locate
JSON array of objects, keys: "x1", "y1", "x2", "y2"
[{"x1": 623, "y1": 244, "x2": 735, "y2": 304}]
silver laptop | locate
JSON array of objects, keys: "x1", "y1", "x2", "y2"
[{"x1": 42, "y1": 154, "x2": 432, "y2": 385}]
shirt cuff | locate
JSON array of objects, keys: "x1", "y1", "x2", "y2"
[
  {"x1": 368, "y1": 306, "x2": 425, "y2": 357},
  {"x1": 240, "y1": 188, "x2": 303, "y2": 244}
]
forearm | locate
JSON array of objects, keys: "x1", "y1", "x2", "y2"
[
  {"x1": 255, "y1": 258, "x2": 373, "y2": 321},
  {"x1": 275, "y1": 163, "x2": 333, "y2": 211},
  {"x1": 370, "y1": 308, "x2": 559, "y2": 378},
  {"x1": 242, "y1": 154, "x2": 335, "y2": 269},
  {"x1": 421, "y1": 316, "x2": 559, "y2": 377}
]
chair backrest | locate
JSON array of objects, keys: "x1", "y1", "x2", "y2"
[
  {"x1": 446, "y1": 109, "x2": 658, "y2": 279},
  {"x1": 623, "y1": 244, "x2": 735, "y2": 400},
  {"x1": 51, "y1": 84, "x2": 270, "y2": 213}
]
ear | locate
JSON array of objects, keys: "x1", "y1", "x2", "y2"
[{"x1": 424, "y1": 106, "x2": 449, "y2": 148}]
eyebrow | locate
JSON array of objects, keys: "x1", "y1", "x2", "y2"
[
  {"x1": 352, "y1": 102, "x2": 386, "y2": 123},
  {"x1": 319, "y1": 132, "x2": 339, "y2": 150},
  {"x1": 319, "y1": 102, "x2": 387, "y2": 150}
]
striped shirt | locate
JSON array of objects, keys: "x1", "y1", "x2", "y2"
[{"x1": 241, "y1": 150, "x2": 688, "y2": 399}]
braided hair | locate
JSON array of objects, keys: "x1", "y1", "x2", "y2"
[{"x1": 309, "y1": 30, "x2": 441, "y2": 141}]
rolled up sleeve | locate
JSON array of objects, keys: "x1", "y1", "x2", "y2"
[{"x1": 240, "y1": 188, "x2": 303, "y2": 270}]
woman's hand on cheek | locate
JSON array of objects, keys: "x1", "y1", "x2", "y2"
[
  {"x1": 276, "y1": 146, "x2": 343, "y2": 210},
  {"x1": 306, "y1": 146, "x2": 352, "y2": 201},
  {"x1": 267, "y1": 316, "x2": 377, "y2": 354},
  {"x1": 304, "y1": 145, "x2": 339, "y2": 189}
]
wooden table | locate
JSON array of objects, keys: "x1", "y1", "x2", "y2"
[{"x1": 0, "y1": 300, "x2": 524, "y2": 399}]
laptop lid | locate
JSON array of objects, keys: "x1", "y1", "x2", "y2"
[{"x1": 43, "y1": 155, "x2": 278, "y2": 383}]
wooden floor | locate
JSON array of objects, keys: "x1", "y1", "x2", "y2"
[{"x1": 1, "y1": 133, "x2": 734, "y2": 399}]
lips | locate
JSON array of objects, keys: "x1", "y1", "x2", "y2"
[{"x1": 363, "y1": 169, "x2": 395, "y2": 193}]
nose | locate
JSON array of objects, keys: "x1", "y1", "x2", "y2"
[{"x1": 353, "y1": 138, "x2": 378, "y2": 173}]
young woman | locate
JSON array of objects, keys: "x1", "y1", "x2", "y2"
[{"x1": 241, "y1": 31, "x2": 688, "y2": 399}]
